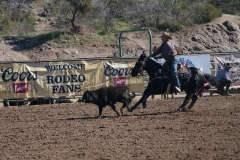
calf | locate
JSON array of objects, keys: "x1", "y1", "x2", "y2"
[{"x1": 82, "y1": 86, "x2": 135, "y2": 118}]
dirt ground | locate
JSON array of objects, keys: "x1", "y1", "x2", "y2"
[{"x1": 0, "y1": 94, "x2": 240, "y2": 160}]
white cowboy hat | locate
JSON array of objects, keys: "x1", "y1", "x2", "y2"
[
  {"x1": 159, "y1": 32, "x2": 172, "y2": 40},
  {"x1": 224, "y1": 63, "x2": 233, "y2": 68}
]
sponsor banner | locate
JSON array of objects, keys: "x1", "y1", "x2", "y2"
[
  {"x1": 214, "y1": 54, "x2": 240, "y2": 87},
  {"x1": 104, "y1": 59, "x2": 144, "y2": 93},
  {"x1": 13, "y1": 83, "x2": 28, "y2": 93},
  {"x1": 113, "y1": 77, "x2": 126, "y2": 86},
  {"x1": 155, "y1": 54, "x2": 211, "y2": 74},
  {"x1": 0, "y1": 55, "x2": 210, "y2": 99},
  {"x1": 0, "y1": 59, "x2": 144, "y2": 99}
]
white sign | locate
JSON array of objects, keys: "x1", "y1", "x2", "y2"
[{"x1": 155, "y1": 55, "x2": 211, "y2": 74}]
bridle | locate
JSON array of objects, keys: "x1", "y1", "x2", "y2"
[
  {"x1": 135, "y1": 57, "x2": 164, "y2": 82},
  {"x1": 135, "y1": 57, "x2": 147, "y2": 78}
]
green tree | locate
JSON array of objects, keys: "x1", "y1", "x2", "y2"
[
  {"x1": 193, "y1": 3, "x2": 222, "y2": 24},
  {"x1": 66, "y1": 0, "x2": 92, "y2": 28}
]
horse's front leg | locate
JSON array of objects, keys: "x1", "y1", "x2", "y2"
[
  {"x1": 177, "y1": 91, "x2": 195, "y2": 112},
  {"x1": 187, "y1": 94, "x2": 198, "y2": 110},
  {"x1": 142, "y1": 91, "x2": 152, "y2": 109},
  {"x1": 128, "y1": 96, "x2": 144, "y2": 112}
]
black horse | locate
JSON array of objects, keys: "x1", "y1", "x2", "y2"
[{"x1": 129, "y1": 53, "x2": 210, "y2": 112}]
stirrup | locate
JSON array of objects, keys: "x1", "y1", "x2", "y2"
[{"x1": 175, "y1": 86, "x2": 181, "y2": 95}]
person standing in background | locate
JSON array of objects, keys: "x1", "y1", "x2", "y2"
[{"x1": 215, "y1": 63, "x2": 233, "y2": 96}]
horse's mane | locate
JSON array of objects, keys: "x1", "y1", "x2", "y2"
[{"x1": 139, "y1": 53, "x2": 148, "y2": 62}]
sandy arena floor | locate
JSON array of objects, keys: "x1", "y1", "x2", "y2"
[{"x1": 0, "y1": 94, "x2": 240, "y2": 160}]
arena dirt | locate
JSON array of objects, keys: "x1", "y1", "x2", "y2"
[{"x1": 0, "y1": 95, "x2": 239, "y2": 159}]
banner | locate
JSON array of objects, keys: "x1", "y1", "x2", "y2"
[
  {"x1": 214, "y1": 54, "x2": 240, "y2": 87},
  {"x1": 155, "y1": 54, "x2": 211, "y2": 74},
  {"x1": 0, "y1": 55, "x2": 211, "y2": 99},
  {"x1": 0, "y1": 59, "x2": 144, "y2": 99}
]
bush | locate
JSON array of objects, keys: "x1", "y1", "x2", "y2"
[
  {"x1": 209, "y1": 0, "x2": 240, "y2": 15},
  {"x1": 157, "y1": 22, "x2": 188, "y2": 32},
  {"x1": 193, "y1": 3, "x2": 222, "y2": 24},
  {"x1": 0, "y1": 15, "x2": 35, "y2": 36},
  {"x1": 0, "y1": 8, "x2": 36, "y2": 35}
]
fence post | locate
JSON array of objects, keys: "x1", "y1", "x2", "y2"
[{"x1": 118, "y1": 28, "x2": 152, "y2": 57}]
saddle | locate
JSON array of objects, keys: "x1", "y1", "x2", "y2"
[
  {"x1": 163, "y1": 64, "x2": 191, "y2": 94},
  {"x1": 177, "y1": 65, "x2": 191, "y2": 80},
  {"x1": 163, "y1": 64, "x2": 191, "y2": 81}
]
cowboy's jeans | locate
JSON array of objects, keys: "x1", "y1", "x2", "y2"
[
  {"x1": 170, "y1": 58, "x2": 180, "y2": 88},
  {"x1": 217, "y1": 80, "x2": 232, "y2": 92}
]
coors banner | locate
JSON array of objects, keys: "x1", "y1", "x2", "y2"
[{"x1": 0, "y1": 59, "x2": 144, "y2": 99}]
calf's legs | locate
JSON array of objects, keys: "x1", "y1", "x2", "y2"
[
  {"x1": 110, "y1": 104, "x2": 121, "y2": 117},
  {"x1": 97, "y1": 104, "x2": 121, "y2": 118},
  {"x1": 98, "y1": 106, "x2": 104, "y2": 118},
  {"x1": 120, "y1": 102, "x2": 130, "y2": 115}
]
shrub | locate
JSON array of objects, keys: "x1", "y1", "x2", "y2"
[
  {"x1": 193, "y1": 3, "x2": 222, "y2": 24},
  {"x1": 157, "y1": 22, "x2": 188, "y2": 32}
]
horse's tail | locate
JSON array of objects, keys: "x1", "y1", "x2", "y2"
[
  {"x1": 204, "y1": 73, "x2": 218, "y2": 86},
  {"x1": 189, "y1": 67, "x2": 206, "y2": 86}
]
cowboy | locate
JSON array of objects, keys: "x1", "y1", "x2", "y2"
[
  {"x1": 150, "y1": 32, "x2": 181, "y2": 94},
  {"x1": 215, "y1": 63, "x2": 233, "y2": 96}
]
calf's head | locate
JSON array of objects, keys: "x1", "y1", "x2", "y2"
[{"x1": 82, "y1": 90, "x2": 97, "y2": 103}]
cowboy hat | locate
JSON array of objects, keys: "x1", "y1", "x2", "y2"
[
  {"x1": 159, "y1": 32, "x2": 172, "y2": 40},
  {"x1": 224, "y1": 63, "x2": 233, "y2": 68}
]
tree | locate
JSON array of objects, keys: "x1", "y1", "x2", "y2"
[
  {"x1": 66, "y1": 0, "x2": 92, "y2": 29},
  {"x1": 95, "y1": 0, "x2": 133, "y2": 33}
]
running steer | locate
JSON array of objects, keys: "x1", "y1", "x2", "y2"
[{"x1": 82, "y1": 86, "x2": 135, "y2": 118}]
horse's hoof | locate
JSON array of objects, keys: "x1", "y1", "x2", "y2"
[
  {"x1": 181, "y1": 108, "x2": 189, "y2": 112},
  {"x1": 142, "y1": 104, "x2": 147, "y2": 109},
  {"x1": 128, "y1": 108, "x2": 133, "y2": 112},
  {"x1": 177, "y1": 108, "x2": 183, "y2": 112}
]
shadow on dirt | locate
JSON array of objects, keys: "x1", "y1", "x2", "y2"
[
  {"x1": 62, "y1": 110, "x2": 177, "y2": 120},
  {"x1": 2, "y1": 31, "x2": 63, "y2": 51}
]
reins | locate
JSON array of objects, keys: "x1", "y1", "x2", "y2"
[
  {"x1": 145, "y1": 57, "x2": 165, "y2": 83},
  {"x1": 149, "y1": 76, "x2": 163, "y2": 84}
]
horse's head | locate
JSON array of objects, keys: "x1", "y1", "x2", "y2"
[{"x1": 131, "y1": 53, "x2": 148, "y2": 77}]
